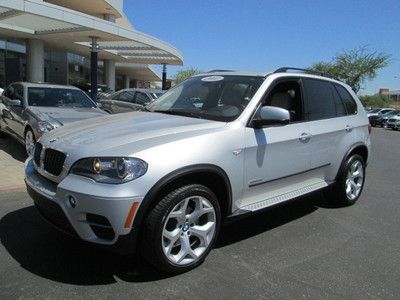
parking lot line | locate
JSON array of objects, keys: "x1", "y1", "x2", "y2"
[{"x1": 0, "y1": 184, "x2": 26, "y2": 191}]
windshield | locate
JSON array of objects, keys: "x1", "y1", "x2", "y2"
[
  {"x1": 147, "y1": 75, "x2": 264, "y2": 122},
  {"x1": 28, "y1": 87, "x2": 96, "y2": 108}
]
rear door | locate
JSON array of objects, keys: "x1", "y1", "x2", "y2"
[{"x1": 302, "y1": 78, "x2": 356, "y2": 182}]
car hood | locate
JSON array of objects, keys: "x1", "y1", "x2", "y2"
[
  {"x1": 28, "y1": 106, "x2": 107, "y2": 126},
  {"x1": 39, "y1": 112, "x2": 227, "y2": 156}
]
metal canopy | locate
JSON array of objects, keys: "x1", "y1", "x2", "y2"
[{"x1": 0, "y1": 0, "x2": 183, "y2": 65}]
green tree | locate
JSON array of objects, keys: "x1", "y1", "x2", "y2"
[
  {"x1": 175, "y1": 67, "x2": 202, "y2": 84},
  {"x1": 310, "y1": 47, "x2": 390, "y2": 93},
  {"x1": 359, "y1": 94, "x2": 393, "y2": 108}
]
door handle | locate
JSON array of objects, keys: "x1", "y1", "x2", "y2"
[
  {"x1": 345, "y1": 125, "x2": 353, "y2": 132},
  {"x1": 299, "y1": 132, "x2": 312, "y2": 143}
]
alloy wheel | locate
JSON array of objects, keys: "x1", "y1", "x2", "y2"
[
  {"x1": 345, "y1": 160, "x2": 364, "y2": 200},
  {"x1": 25, "y1": 130, "x2": 35, "y2": 156},
  {"x1": 162, "y1": 195, "x2": 216, "y2": 265}
]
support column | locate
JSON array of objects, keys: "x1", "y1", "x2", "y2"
[
  {"x1": 26, "y1": 39, "x2": 44, "y2": 82},
  {"x1": 90, "y1": 37, "x2": 99, "y2": 101},
  {"x1": 162, "y1": 63, "x2": 167, "y2": 90},
  {"x1": 123, "y1": 75, "x2": 130, "y2": 89},
  {"x1": 104, "y1": 60, "x2": 116, "y2": 91}
]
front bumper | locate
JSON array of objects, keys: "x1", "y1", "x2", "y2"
[{"x1": 25, "y1": 157, "x2": 144, "y2": 251}]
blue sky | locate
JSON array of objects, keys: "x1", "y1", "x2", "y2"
[{"x1": 124, "y1": 0, "x2": 400, "y2": 94}]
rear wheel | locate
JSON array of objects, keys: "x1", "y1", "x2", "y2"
[
  {"x1": 324, "y1": 154, "x2": 366, "y2": 206},
  {"x1": 24, "y1": 128, "x2": 35, "y2": 156},
  {"x1": 141, "y1": 184, "x2": 221, "y2": 274}
]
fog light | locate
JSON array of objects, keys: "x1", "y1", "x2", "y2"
[{"x1": 68, "y1": 195, "x2": 77, "y2": 208}]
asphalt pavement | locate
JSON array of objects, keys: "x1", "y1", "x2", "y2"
[{"x1": 0, "y1": 128, "x2": 399, "y2": 299}]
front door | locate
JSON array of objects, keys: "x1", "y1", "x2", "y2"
[{"x1": 241, "y1": 78, "x2": 314, "y2": 208}]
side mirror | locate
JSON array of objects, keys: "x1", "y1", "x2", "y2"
[
  {"x1": 252, "y1": 106, "x2": 290, "y2": 128},
  {"x1": 9, "y1": 99, "x2": 22, "y2": 107},
  {"x1": 96, "y1": 102, "x2": 103, "y2": 108}
]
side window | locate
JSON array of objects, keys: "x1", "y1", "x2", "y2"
[
  {"x1": 265, "y1": 79, "x2": 304, "y2": 122},
  {"x1": 3, "y1": 85, "x2": 14, "y2": 99},
  {"x1": 119, "y1": 91, "x2": 135, "y2": 102},
  {"x1": 14, "y1": 84, "x2": 24, "y2": 101},
  {"x1": 335, "y1": 84, "x2": 357, "y2": 115},
  {"x1": 331, "y1": 83, "x2": 346, "y2": 117},
  {"x1": 134, "y1": 92, "x2": 151, "y2": 105},
  {"x1": 303, "y1": 79, "x2": 336, "y2": 121}
]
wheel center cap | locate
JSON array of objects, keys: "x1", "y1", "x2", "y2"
[{"x1": 182, "y1": 224, "x2": 190, "y2": 232}]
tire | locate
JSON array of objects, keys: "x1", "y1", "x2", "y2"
[
  {"x1": 141, "y1": 184, "x2": 221, "y2": 274},
  {"x1": 324, "y1": 154, "x2": 366, "y2": 206},
  {"x1": 24, "y1": 128, "x2": 36, "y2": 156}
]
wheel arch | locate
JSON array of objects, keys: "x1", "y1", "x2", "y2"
[
  {"x1": 133, "y1": 164, "x2": 233, "y2": 228},
  {"x1": 336, "y1": 142, "x2": 369, "y2": 180}
]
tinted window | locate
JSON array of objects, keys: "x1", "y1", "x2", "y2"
[
  {"x1": 14, "y1": 84, "x2": 24, "y2": 101},
  {"x1": 28, "y1": 87, "x2": 95, "y2": 108},
  {"x1": 331, "y1": 84, "x2": 346, "y2": 117},
  {"x1": 118, "y1": 91, "x2": 135, "y2": 102},
  {"x1": 3, "y1": 85, "x2": 14, "y2": 99},
  {"x1": 134, "y1": 92, "x2": 151, "y2": 105},
  {"x1": 303, "y1": 79, "x2": 336, "y2": 121},
  {"x1": 335, "y1": 84, "x2": 357, "y2": 115}
]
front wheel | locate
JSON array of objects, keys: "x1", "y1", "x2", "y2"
[
  {"x1": 141, "y1": 184, "x2": 221, "y2": 274},
  {"x1": 324, "y1": 154, "x2": 366, "y2": 206},
  {"x1": 25, "y1": 128, "x2": 35, "y2": 156}
]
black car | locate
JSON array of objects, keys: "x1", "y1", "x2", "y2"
[{"x1": 369, "y1": 110, "x2": 400, "y2": 128}]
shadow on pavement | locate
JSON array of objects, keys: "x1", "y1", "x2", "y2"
[
  {"x1": 0, "y1": 135, "x2": 26, "y2": 162},
  {"x1": 0, "y1": 193, "x2": 331, "y2": 285}
]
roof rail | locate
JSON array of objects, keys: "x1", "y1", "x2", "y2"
[
  {"x1": 273, "y1": 67, "x2": 337, "y2": 80},
  {"x1": 206, "y1": 69, "x2": 234, "y2": 73}
]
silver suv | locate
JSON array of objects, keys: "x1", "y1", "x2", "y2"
[{"x1": 25, "y1": 68, "x2": 371, "y2": 274}]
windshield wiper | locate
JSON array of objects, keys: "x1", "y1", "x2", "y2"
[{"x1": 153, "y1": 110, "x2": 203, "y2": 119}]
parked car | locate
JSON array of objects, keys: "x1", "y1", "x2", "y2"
[
  {"x1": 369, "y1": 109, "x2": 400, "y2": 128},
  {"x1": 395, "y1": 120, "x2": 400, "y2": 131},
  {"x1": 25, "y1": 68, "x2": 370, "y2": 274},
  {"x1": 100, "y1": 88, "x2": 165, "y2": 114},
  {"x1": 386, "y1": 113, "x2": 400, "y2": 130},
  {"x1": 0, "y1": 82, "x2": 107, "y2": 155},
  {"x1": 367, "y1": 108, "x2": 394, "y2": 117}
]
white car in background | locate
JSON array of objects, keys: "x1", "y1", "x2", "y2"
[
  {"x1": 386, "y1": 113, "x2": 400, "y2": 130},
  {"x1": 367, "y1": 108, "x2": 394, "y2": 117}
]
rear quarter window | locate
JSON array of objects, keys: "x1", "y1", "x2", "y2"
[{"x1": 335, "y1": 84, "x2": 358, "y2": 115}]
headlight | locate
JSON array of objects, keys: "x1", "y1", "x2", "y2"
[
  {"x1": 38, "y1": 121, "x2": 54, "y2": 133},
  {"x1": 71, "y1": 157, "x2": 148, "y2": 184}
]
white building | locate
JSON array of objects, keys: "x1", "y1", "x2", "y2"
[{"x1": 0, "y1": 0, "x2": 183, "y2": 95}]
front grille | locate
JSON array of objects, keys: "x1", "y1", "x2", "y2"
[
  {"x1": 34, "y1": 143, "x2": 42, "y2": 166},
  {"x1": 43, "y1": 149, "x2": 66, "y2": 176}
]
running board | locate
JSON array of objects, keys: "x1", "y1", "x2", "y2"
[{"x1": 239, "y1": 181, "x2": 328, "y2": 212}]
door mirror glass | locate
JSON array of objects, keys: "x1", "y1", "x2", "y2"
[
  {"x1": 252, "y1": 106, "x2": 290, "y2": 128},
  {"x1": 9, "y1": 99, "x2": 22, "y2": 106}
]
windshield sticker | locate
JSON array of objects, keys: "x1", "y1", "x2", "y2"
[{"x1": 201, "y1": 76, "x2": 224, "y2": 82}]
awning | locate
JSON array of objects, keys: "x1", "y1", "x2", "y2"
[
  {"x1": 0, "y1": 0, "x2": 183, "y2": 65},
  {"x1": 115, "y1": 63, "x2": 161, "y2": 82}
]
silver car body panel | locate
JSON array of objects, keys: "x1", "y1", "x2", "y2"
[{"x1": 25, "y1": 72, "x2": 371, "y2": 245}]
